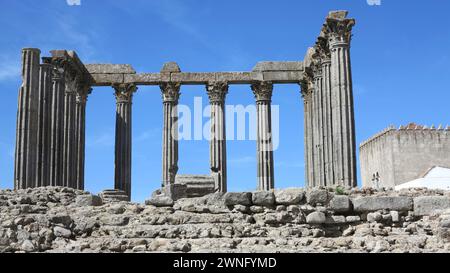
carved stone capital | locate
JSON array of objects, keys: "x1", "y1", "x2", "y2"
[
  {"x1": 300, "y1": 69, "x2": 314, "y2": 98},
  {"x1": 113, "y1": 83, "x2": 137, "y2": 103},
  {"x1": 76, "y1": 85, "x2": 92, "y2": 104},
  {"x1": 206, "y1": 81, "x2": 228, "y2": 104},
  {"x1": 160, "y1": 82, "x2": 181, "y2": 103},
  {"x1": 251, "y1": 81, "x2": 273, "y2": 102},
  {"x1": 324, "y1": 17, "x2": 355, "y2": 47},
  {"x1": 315, "y1": 37, "x2": 331, "y2": 62}
]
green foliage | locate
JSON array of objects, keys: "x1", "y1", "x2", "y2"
[{"x1": 334, "y1": 186, "x2": 346, "y2": 195}]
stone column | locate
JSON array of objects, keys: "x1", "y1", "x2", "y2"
[
  {"x1": 206, "y1": 82, "x2": 228, "y2": 193},
  {"x1": 313, "y1": 61, "x2": 325, "y2": 187},
  {"x1": 325, "y1": 14, "x2": 357, "y2": 187},
  {"x1": 35, "y1": 63, "x2": 53, "y2": 187},
  {"x1": 252, "y1": 81, "x2": 275, "y2": 191},
  {"x1": 113, "y1": 83, "x2": 137, "y2": 200},
  {"x1": 301, "y1": 82, "x2": 311, "y2": 187},
  {"x1": 301, "y1": 78, "x2": 315, "y2": 188},
  {"x1": 320, "y1": 45, "x2": 334, "y2": 186},
  {"x1": 160, "y1": 82, "x2": 180, "y2": 187},
  {"x1": 45, "y1": 58, "x2": 66, "y2": 187},
  {"x1": 62, "y1": 73, "x2": 78, "y2": 188},
  {"x1": 14, "y1": 48, "x2": 41, "y2": 190},
  {"x1": 74, "y1": 86, "x2": 91, "y2": 190}
]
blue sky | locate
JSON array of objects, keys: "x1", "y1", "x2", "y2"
[{"x1": 0, "y1": 0, "x2": 449, "y2": 202}]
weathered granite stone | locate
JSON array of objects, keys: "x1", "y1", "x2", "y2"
[
  {"x1": 307, "y1": 189, "x2": 331, "y2": 206},
  {"x1": 85, "y1": 64, "x2": 136, "y2": 74},
  {"x1": 329, "y1": 195, "x2": 351, "y2": 213},
  {"x1": 352, "y1": 196, "x2": 413, "y2": 212},
  {"x1": 146, "y1": 195, "x2": 174, "y2": 207},
  {"x1": 367, "y1": 212, "x2": 382, "y2": 223},
  {"x1": 253, "y1": 61, "x2": 303, "y2": 72},
  {"x1": 252, "y1": 191, "x2": 275, "y2": 206},
  {"x1": 414, "y1": 196, "x2": 450, "y2": 216},
  {"x1": 274, "y1": 188, "x2": 304, "y2": 205},
  {"x1": 306, "y1": 212, "x2": 326, "y2": 224},
  {"x1": 175, "y1": 175, "x2": 215, "y2": 198},
  {"x1": 346, "y1": 216, "x2": 361, "y2": 223},
  {"x1": 163, "y1": 184, "x2": 187, "y2": 201},
  {"x1": 325, "y1": 215, "x2": 346, "y2": 224},
  {"x1": 223, "y1": 192, "x2": 252, "y2": 206},
  {"x1": 53, "y1": 226, "x2": 72, "y2": 238},
  {"x1": 99, "y1": 189, "x2": 129, "y2": 202},
  {"x1": 75, "y1": 195, "x2": 102, "y2": 207},
  {"x1": 390, "y1": 211, "x2": 400, "y2": 222}
]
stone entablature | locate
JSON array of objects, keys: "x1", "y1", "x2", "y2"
[
  {"x1": 13, "y1": 10, "x2": 358, "y2": 200},
  {"x1": 360, "y1": 123, "x2": 450, "y2": 189},
  {"x1": 84, "y1": 61, "x2": 305, "y2": 86}
]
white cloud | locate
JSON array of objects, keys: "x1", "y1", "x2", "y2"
[
  {"x1": 134, "y1": 128, "x2": 159, "y2": 142},
  {"x1": 0, "y1": 56, "x2": 20, "y2": 82},
  {"x1": 86, "y1": 132, "x2": 114, "y2": 147},
  {"x1": 275, "y1": 161, "x2": 303, "y2": 168}
]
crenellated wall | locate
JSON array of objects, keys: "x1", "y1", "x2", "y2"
[{"x1": 360, "y1": 125, "x2": 450, "y2": 188}]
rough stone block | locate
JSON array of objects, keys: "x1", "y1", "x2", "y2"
[
  {"x1": 99, "y1": 189, "x2": 129, "y2": 202},
  {"x1": 75, "y1": 195, "x2": 103, "y2": 207},
  {"x1": 252, "y1": 191, "x2": 275, "y2": 207},
  {"x1": 306, "y1": 189, "x2": 331, "y2": 206},
  {"x1": 223, "y1": 192, "x2": 252, "y2": 206},
  {"x1": 352, "y1": 196, "x2": 413, "y2": 212},
  {"x1": 171, "y1": 72, "x2": 215, "y2": 83},
  {"x1": 85, "y1": 64, "x2": 136, "y2": 74},
  {"x1": 390, "y1": 211, "x2": 400, "y2": 222},
  {"x1": 163, "y1": 184, "x2": 187, "y2": 201},
  {"x1": 175, "y1": 175, "x2": 215, "y2": 198},
  {"x1": 262, "y1": 71, "x2": 303, "y2": 83},
  {"x1": 215, "y1": 72, "x2": 259, "y2": 83},
  {"x1": 253, "y1": 61, "x2": 303, "y2": 72},
  {"x1": 346, "y1": 215, "x2": 361, "y2": 223},
  {"x1": 329, "y1": 195, "x2": 351, "y2": 213},
  {"x1": 325, "y1": 215, "x2": 346, "y2": 224},
  {"x1": 414, "y1": 196, "x2": 450, "y2": 216},
  {"x1": 124, "y1": 73, "x2": 161, "y2": 84},
  {"x1": 306, "y1": 211, "x2": 326, "y2": 224},
  {"x1": 145, "y1": 195, "x2": 174, "y2": 207},
  {"x1": 274, "y1": 188, "x2": 304, "y2": 205},
  {"x1": 367, "y1": 212, "x2": 382, "y2": 223},
  {"x1": 90, "y1": 74, "x2": 124, "y2": 85},
  {"x1": 145, "y1": 189, "x2": 174, "y2": 207}
]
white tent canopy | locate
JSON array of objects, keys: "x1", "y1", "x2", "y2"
[{"x1": 395, "y1": 166, "x2": 450, "y2": 191}]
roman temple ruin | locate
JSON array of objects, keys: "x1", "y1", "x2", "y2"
[{"x1": 13, "y1": 11, "x2": 357, "y2": 200}]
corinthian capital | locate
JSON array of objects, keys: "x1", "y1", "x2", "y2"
[
  {"x1": 251, "y1": 81, "x2": 273, "y2": 102},
  {"x1": 300, "y1": 68, "x2": 314, "y2": 98},
  {"x1": 76, "y1": 85, "x2": 92, "y2": 104},
  {"x1": 206, "y1": 81, "x2": 228, "y2": 104},
  {"x1": 113, "y1": 83, "x2": 137, "y2": 103},
  {"x1": 324, "y1": 17, "x2": 355, "y2": 46},
  {"x1": 315, "y1": 37, "x2": 331, "y2": 62},
  {"x1": 160, "y1": 82, "x2": 181, "y2": 103}
]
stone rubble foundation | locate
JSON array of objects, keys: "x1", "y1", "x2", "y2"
[{"x1": 1, "y1": 186, "x2": 450, "y2": 253}]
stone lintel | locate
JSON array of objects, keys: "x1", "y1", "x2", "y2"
[
  {"x1": 90, "y1": 71, "x2": 304, "y2": 86},
  {"x1": 85, "y1": 64, "x2": 136, "y2": 74},
  {"x1": 124, "y1": 73, "x2": 161, "y2": 85},
  {"x1": 252, "y1": 61, "x2": 304, "y2": 72},
  {"x1": 262, "y1": 71, "x2": 303, "y2": 83},
  {"x1": 90, "y1": 74, "x2": 124, "y2": 86},
  {"x1": 171, "y1": 72, "x2": 216, "y2": 83}
]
